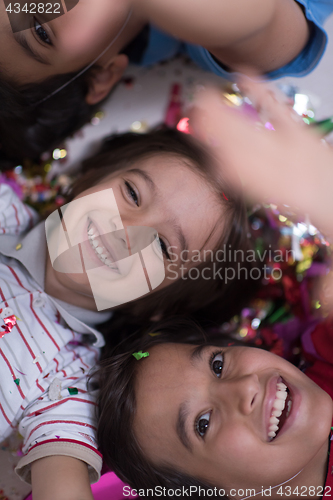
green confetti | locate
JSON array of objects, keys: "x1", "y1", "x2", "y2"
[
  {"x1": 14, "y1": 378, "x2": 20, "y2": 386},
  {"x1": 68, "y1": 387, "x2": 78, "y2": 395},
  {"x1": 132, "y1": 351, "x2": 149, "y2": 360}
]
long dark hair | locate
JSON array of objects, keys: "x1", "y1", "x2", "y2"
[
  {"x1": 97, "y1": 317, "x2": 254, "y2": 499},
  {"x1": 67, "y1": 129, "x2": 256, "y2": 330}
]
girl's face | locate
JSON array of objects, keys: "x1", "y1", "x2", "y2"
[
  {"x1": 134, "y1": 343, "x2": 333, "y2": 496},
  {"x1": 46, "y1": 154, "x2": 221, "y2": 310},
  {"x1": 0, "y1": 0, "x2": 140, "y2": 84}
]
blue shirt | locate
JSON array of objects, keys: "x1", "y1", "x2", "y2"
[{"x1": 127, "y1": 0, "x2": 333, "y2": 79}]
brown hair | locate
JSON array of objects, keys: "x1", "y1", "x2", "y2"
[
  {"x1": 97, "y1": 317, "x2": 255, "y2": 498},
  {"x1": 68, "y1": 129, "x2": 255, "y2": 326}
]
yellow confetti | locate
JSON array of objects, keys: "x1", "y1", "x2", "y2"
[
  {"x1": 15, "y1": 243, "x2": 22, "y2": 251},
  {"x1": 239, "y1": 327, "x2": 248, "y2": 338}
]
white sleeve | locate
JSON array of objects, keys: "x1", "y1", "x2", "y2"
[
  {"x1": 0, "y1": 183, "x2": 39, "y2": 235},
  {"x1": 15, "y1": 344, "x2": 102, "y2": 484}
]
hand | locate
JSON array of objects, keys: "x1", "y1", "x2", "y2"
[
  {"x1": 193, "y1": 77, "x2": 333, "y2": 310},
  {"x1": 193, "y1": 77, "x2": 333, "y2": 236}
]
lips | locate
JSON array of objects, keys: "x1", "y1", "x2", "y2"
[{"x1": 266, "y1": 377, "x2": 293, "y2": 441}]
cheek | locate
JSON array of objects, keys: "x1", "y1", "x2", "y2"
[{"x1": 200, "y1": 424, "x2": 299, "y2": 491}]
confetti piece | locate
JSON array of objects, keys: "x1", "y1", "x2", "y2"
[
  {"x1": 15, "y1": 243, "x2": 22, "y2": 250},
  {"x1": 14, "y1": 368, "x2": 26, "y2": 376},
  {"x1": 14, "y1": 378, "x2": 20, "y2": 386},
  {"x1": 49, "y1": 378, "x2": 62, "y2": 401},
  {"x1": 132, "y1": 351, "x2": 149, "y2": 360},
  {"x1": 0, "y1": 314, "x2": 17, "y2": 337},
  {"x1": 148, "y1": 332, "x2": 161, "y2": 337},
  {"x1": 68, "y1": 387, "x2": 78, "y2": 395}
]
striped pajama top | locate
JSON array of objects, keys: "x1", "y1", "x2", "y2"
[{"x1": 0, "y1": 183, "x2": 111, "y2": 484}]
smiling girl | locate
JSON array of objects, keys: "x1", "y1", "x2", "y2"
[
  {"x1": 97, "y1": 318, "x2": 333, "y2": 500},
  {"x1": 0, "y1": 129, "x2": 250, "y2": 500}
]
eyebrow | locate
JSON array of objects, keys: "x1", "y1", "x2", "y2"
[
  {"x1": 13, "y1": 31, "x2": 51, "y2": 65},
  {"x1": 176, "y1": 401, "x2": 192, "y2": 452},
  {"x1": 171, "y1": 220, "x2": 188, "y2": 254},
  {"x1": 128, "y1": 168, "x2": 156, "y2": 192},
  {"x1": 175, "y1": 345, "x2": 208, "y2": 451}
]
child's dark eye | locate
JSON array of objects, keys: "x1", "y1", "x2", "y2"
[
  {"x1": 34, "y1": 18, "x2": 52, "y2": 45},
  {"x1": 210, "y1": 351, "x2": 224, "y2": 378},
  {"x1": 158, "y1": 237, "x2": 171, "y2": 260},
  {"x1": 125, "y1": 181, "x2": 139, "y2": 206},
  {"x1": 196, "y1": 411, "x2": 211, "y2": 437}
]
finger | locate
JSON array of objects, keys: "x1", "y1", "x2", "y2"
[
  {"x1": 237, "y1": 75, "x2": 304, "y2": 130},
  {"x1": 194, "y1": 89, "x2": 278, "y2": 189}
]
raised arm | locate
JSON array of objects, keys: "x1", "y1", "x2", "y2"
[
  {"x1": 132, "y1": 0, "x2": 310, "y2": 72},
  {"x1": 193, "y1": 78, "x2": 333, "y2": 237},
  {"x1": 31, "y1": 456, "x2": 94, "y2": 500}
]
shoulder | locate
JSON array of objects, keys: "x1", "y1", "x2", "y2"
[{"x1": 0, "y1": 183, "x2": 39, "y2": 236}]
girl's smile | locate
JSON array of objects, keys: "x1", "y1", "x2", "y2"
[
  {"x1": 45, "y1": 154, "x2": 222, "y2": 310},
  {"x1": 134, "y1": 343, "x2": 333, "y2": 498}
]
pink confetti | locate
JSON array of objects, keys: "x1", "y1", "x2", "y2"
[{"x1": 14, "y1": 368, "x2": 27, "y2": 376}]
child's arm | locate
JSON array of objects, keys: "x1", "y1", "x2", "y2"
[
  {"x1": 31, "y1": 456, "x2": 94, "y2": 500},
  {"x1": 193, "y1": 78, "x2": 333, "y2": 238},
  {"x1": 132, "y1": 0, "x2": 310, "y2": 73},
  {"x1": 193, "y1": 77, "x2": 333, "y2": 307}
]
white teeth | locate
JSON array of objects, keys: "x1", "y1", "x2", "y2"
[
  {"x1": 276, "y1": 391, "x2": 288, "y2": 400},
  {"x1": 268, "y1": 381, "x2": 290, "y2": 441},
  {"x1": 87, "y1": 220, "x2": 118, "y2": 271},
  {"x1": 273, "y1": 399, "x2": 285, "y2": 411}
]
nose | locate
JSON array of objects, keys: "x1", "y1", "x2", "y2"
[
  {"x1": 214, "y1": 373, "x2": 260, "y2": 416},
  {"x1": 125, "y1": 226, "x2": 158, "y2": 255},
  {"x1": 108, "y1": 219, "x2": 158, "y2": 259}
]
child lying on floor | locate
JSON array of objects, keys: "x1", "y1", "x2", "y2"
[
  {"x1": 97, "y1": 317, "x2": 333, "y2": 500},
  {"x1": 1, "y1": 0, "x2": 333, "y2": 167},
  {"x1": 0, "y1": 129, "x2": 248, "y2": 500}
]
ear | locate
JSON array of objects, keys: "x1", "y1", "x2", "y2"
[{"x1": 85, "y1": 54, "x2": 128, "y2": 105}]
